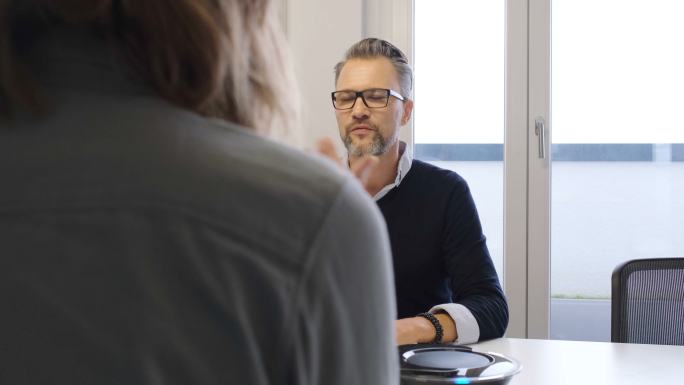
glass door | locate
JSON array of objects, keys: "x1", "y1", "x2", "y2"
[
  {"x1": 412, "y1": 0, "x2": 535, "y2": 337},
  {"x1": 548, "y1": 0, "x2": 684, "y2": 341},
  {"x1": 378, "y1": 0, "x2": 684, "y2": 339}
]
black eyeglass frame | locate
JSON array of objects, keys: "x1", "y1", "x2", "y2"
[{"x1": 331, "y1": 88, "x2": 405, "y2": 110}]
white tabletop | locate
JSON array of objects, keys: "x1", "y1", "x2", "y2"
[{"x1": 467, "y1": 338, "x2": 684, "y2": 385}]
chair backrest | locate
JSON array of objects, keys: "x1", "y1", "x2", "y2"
[{"x1": 611, "y1": 258, "x2": 684, "y2": 345}]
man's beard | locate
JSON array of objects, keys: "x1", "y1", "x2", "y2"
[{"x1": 343, "y1": 128, "x2": 397, "y2": 157}]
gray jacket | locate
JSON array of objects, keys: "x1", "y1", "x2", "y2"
[{"x1": 0, "y1": 29, "x2": 398, "y2": 385}]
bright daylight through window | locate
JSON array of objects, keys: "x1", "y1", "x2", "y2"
[{"x1": 415, "y1": 0, "x2": 684, "y2": 342}]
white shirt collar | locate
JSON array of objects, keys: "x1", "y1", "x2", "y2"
[{"x1": 344, "y1": 141, "x2": 414, "y2": 201}]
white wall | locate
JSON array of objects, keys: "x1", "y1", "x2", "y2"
[
  {"x1": 364, "y1": 0, "x2": 415, "y2": 147},
  {"x1": 283, "y1": 0, "x2": 364, "y2": 150}
]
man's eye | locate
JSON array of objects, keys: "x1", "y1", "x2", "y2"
[
  {"x1": 365, "y1": 90, "x2": 387, "y2": 99},
  {"x1": 337, "y1": 93, "x2": 355, "y2": 102}
]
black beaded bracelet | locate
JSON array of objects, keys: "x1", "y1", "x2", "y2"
[{"x1": 417, "y1": 312, "x2": 443, "y2": 343}]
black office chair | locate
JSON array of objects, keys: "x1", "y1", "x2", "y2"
[{"x1": 611, "y1": 258, "x2": 684, "y2": 345}]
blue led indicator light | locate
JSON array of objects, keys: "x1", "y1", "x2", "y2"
[{"x1": 454, "y1": 379, "x2": 471, "y2": 385}]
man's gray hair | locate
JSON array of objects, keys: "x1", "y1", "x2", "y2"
[{"x1": 334, "y1": 38, "x2": 413, "y2": 99}]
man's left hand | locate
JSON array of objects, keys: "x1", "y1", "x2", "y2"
[{"x1": 317, "y1": 137, "x2": 377, "y2": 192}]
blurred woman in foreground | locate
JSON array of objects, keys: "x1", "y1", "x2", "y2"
[{"x1": 0, "y1": 1, "x2": 398, "y2": 384}]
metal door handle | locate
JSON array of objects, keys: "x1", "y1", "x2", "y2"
[{"x1": 535, "y1": 117, "x2": 546, "y2": 159}]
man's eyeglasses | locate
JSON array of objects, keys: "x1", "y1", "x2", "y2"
[{"x1": 331, "y1": 88, "x2": 405, "y2": 110}]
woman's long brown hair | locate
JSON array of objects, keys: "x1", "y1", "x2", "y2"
[{"x1": 0, "y1": 0, "x2": 298, "y2": 139}]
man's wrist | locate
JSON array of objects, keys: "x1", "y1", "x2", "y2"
[
  {"x1": 434, "y1": 312, "x2": 458, "y2": 342},
  {"x1": 412, "y1": 316, "x2": 435, "y2": 343}
]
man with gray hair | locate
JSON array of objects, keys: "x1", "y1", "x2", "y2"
[{"x1": 331, "y1": 38, "x2": 509, "y2": 345}]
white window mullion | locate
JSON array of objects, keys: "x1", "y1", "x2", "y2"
[
  {"x1": 504, "y1": 0, "x2": 532, "y2": 338},
  {"x1": 527, "y1": 0, "x2": 551, "y2": 339}
]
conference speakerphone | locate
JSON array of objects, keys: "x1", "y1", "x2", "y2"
[{"x1": 399, "y1": 344, "x2": 521, "y2": 385}]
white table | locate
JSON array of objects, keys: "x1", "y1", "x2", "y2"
[{"x1": 467, "y1": 338, "x2": 684, "y2": 385}]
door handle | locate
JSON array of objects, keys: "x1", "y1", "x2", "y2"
[{"x1": 535, "y1": 117, "x2": 546, "y2": 159}]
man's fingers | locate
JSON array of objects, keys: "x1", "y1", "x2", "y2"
[
  {"x1": 316, "y1": 137, "x2": 377, "y2": 193},
  {"x1": 351, "y1": 155, "x2": 378, "y2": 184},
  {"x1": 316, "y1": 137, "x2": 343, "y2": 166}
]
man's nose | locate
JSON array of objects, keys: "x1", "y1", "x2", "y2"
[{"x1": 351, "y1": 96, "x2": 370, "y2": 118}]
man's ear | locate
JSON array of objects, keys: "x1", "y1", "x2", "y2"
[{"x1": 401, "y1": 99, "x2": 414, "y2": 126}]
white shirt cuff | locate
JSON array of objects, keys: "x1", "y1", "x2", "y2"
[{"x1": 429, "y1": 303, "x2": 480, "y2": 344}]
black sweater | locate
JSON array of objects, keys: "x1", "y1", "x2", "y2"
[{"x1": 377, "y1": 159, "x2": 509, "y2": 340}]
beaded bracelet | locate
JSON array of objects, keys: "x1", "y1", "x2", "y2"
[{"x1": 417, "y1": 312, "x2": 444, "y2": 343}]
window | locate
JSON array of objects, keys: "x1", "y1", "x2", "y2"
[
  {"x1": 414, "y1": 0, "x2": 506, "y2": 281},
  {"x1": 549, "y1": 0, "x2": 684, "y2": 341}
]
